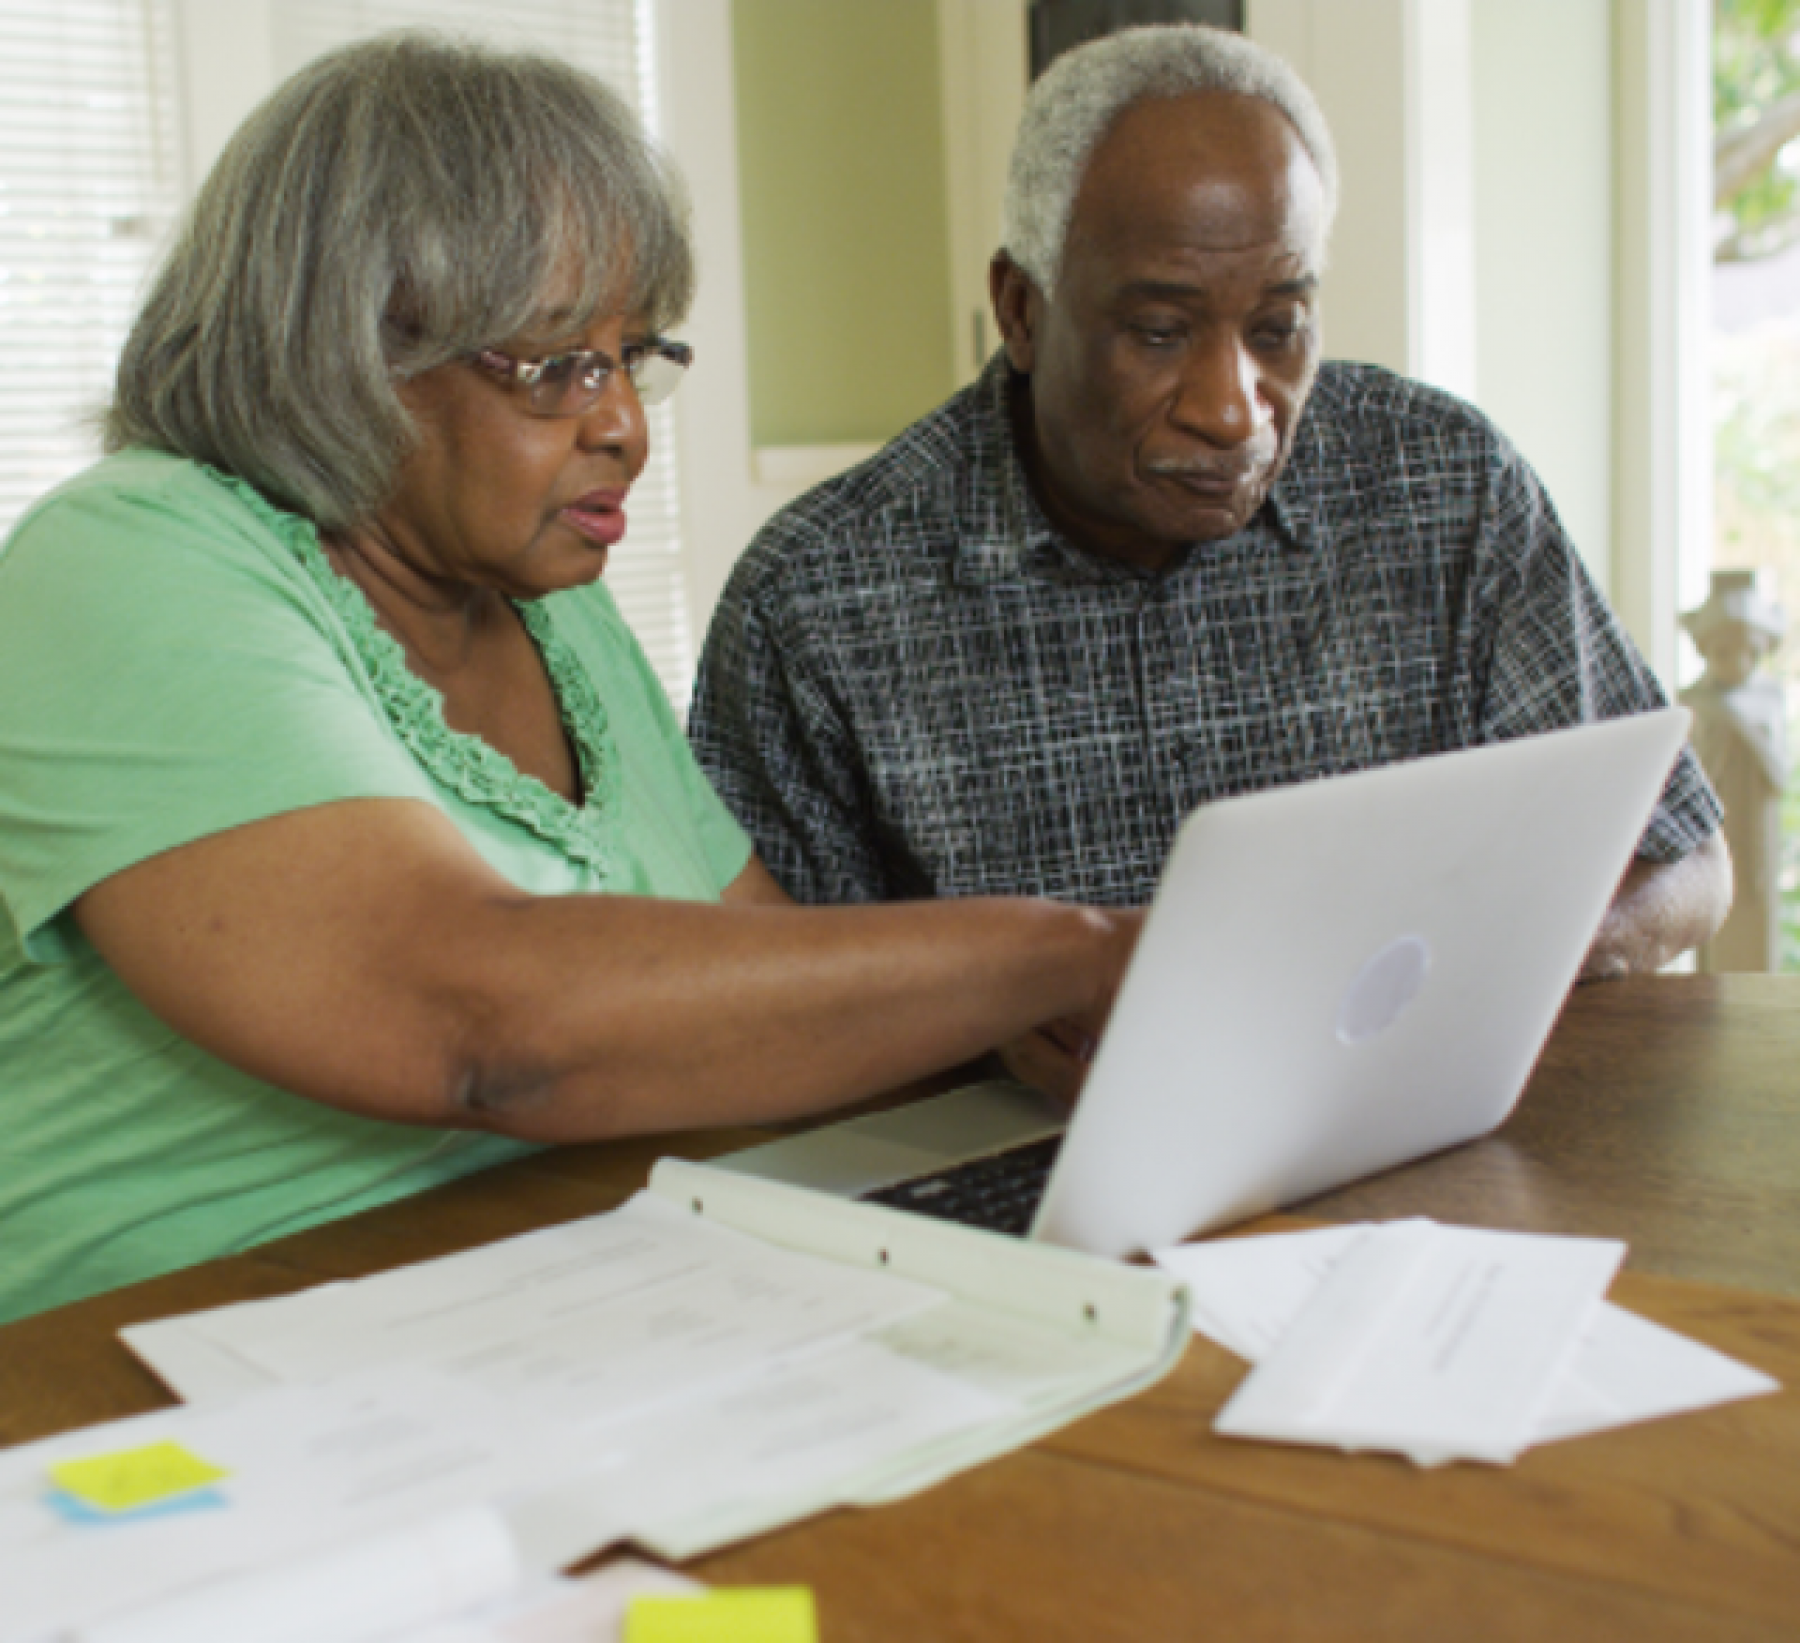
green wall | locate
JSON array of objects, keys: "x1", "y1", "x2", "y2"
[{"x1": 732, "y1": 0, "x2": 957, "y2": 448}]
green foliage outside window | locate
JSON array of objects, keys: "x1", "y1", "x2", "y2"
[
  {"x1": 1715, "y1": 0, "x2": 1800, "y2": 259},
  {"x1": 1713, "y1": 0, "x2": 1800, "y2": 967}
]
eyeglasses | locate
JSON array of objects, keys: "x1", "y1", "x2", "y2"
[{"x1": 469, "y1": 338, "x2": 694, "y2": 416}]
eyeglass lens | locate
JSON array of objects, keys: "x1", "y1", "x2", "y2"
[
  {"x1": 628, "y1": 349, "x2": 687, "y2": 408},
  {"x1": 526, "y1": 347, "x2": 687, "y2": 415}
]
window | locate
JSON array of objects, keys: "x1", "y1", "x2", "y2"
[
  {"x1": 0, "y1": 0, "x2": 698, "y2": 704},
  {"x1": 1708, "y1": 0, "x2": 1800, "y2": 970},
  {"x1": 0, "y1": 1, "x2": 181, "y2": 535}
]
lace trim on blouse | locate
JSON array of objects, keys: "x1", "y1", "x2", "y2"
[{"x1": 214, "y1": 469, "x2": 621, "y2": 881}]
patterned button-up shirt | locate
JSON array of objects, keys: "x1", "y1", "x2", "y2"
[{"x1": 691, "y1": 357, "x2": 1721, "y2": 906}]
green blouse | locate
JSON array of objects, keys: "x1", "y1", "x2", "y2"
[{"x1": 0, "y1": 451, "x2": 750, "y2": 1322}]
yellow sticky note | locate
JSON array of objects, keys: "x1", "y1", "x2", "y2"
[
  {"x1": 49, "y1": 1440, "x2": 229, "y2": 1514},
  {"x1": 625, "y1": 1587, "x2": 818, "y2": 1643}
]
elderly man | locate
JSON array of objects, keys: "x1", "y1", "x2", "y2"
[{"x1": 692, "y1": 24, "x2": 1729, "y2": 987}]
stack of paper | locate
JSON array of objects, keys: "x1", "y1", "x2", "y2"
[
  {"x1": 1154, "y1": 1220, "x2": 1779, "y2": 1467},
  {"x1": 2, "y1": 1165, "x2": 1189, "y2": 1642},
  {"x1": 74, "y1": 1545, "x2": 700, "y2": 1643}
]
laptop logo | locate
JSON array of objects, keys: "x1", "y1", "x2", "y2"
[{"x1": 1336, "y1": 936, "x2": 1432, "y2": 1046}]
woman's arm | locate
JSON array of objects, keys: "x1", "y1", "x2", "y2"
[
  {"x1": 717, "y1": 853, "x2": 1115, "y2": 1105},
  {"x1": 718, "y1": 853, "x2": 799, "y2": 907},
  {"x1": 75, "y1": 798, "x2": 1134, "y2": 1143}
]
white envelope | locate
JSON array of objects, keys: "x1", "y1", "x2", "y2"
[
  {"x1": 1158, "y1": 1221, "x2": 1780, "y2": 1466},
  {"x1": 1214, "y1": 1221, "x2": 1623, "y2": 1463}
]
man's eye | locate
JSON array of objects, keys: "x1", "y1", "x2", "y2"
[
  {"x1": 1128, "y1": 323, "x2": 1184, "y2": 349},
  {"x1": 1252, "y1": 316, "x2": 1310, "y2": 351}
]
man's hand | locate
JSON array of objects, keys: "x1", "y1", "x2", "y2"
[{"x1": 1580, "y1": 831, "x2": 1733, "y2": 980}]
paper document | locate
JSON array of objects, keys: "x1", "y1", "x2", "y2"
[
  {"x1": 73, "y1": 1505, "x2": 518, "y2": 1643},
  {"x1": 1214, "y1": 1221, "x2": 1623, "y2": 1464},
  {"x1": 0, "y1": 1371, "x2": 549, "y2": 1643},
  {"x1": 1155, "y1": 1221, "x2": 1780, "y2": 1465},
  {"x1": 1159, "y1": 1225, "x2": 1371, "y2": 1361},
  {"x1": 0, "y1": 1336, "x2": 1000, "y2": 1642},
  {"x1": 511, "y1": 1338, "x2": 1007, "y2": 1564},
  {"x1": 17, "y1": 1180, "x2": 1184, "y2": 1639},
  {"x1": 385, "y1": 1559, "x2": 703, "y2": 1643},
  {"x1": 123, "y1": 1178, "x2": 1187, "y2": 1556},
  {"x1": 131, "y1": 1195, "x2": 942, "y2": 1405}
]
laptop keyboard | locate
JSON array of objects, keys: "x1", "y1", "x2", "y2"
[{"x1": 859, "y1": 1135, "x2": 1064, "y2": 1237}]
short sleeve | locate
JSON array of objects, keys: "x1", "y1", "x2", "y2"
[
  {"x1": 1473, "y1": 441, "x2": 1722, "y2": 864},
  {"x1": 0, "y1": 457, "x2": 437, "y2": 957}
]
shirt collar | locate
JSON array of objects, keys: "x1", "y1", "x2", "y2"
[
  {"x1": 1260, "y1": 399, "x2": 1328, "y2": 556},
  {"x1": 950, "y1": 354, "x2": 1054, "y2": 587},
  {"x1": 952, "y1": 355, "x2": 1328, "y2": 586}
]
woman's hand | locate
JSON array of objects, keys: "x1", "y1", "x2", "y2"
[
  {"x1": 726, "y1": 856, "x2": 1139, "y2": 1110},
  {"x1": 999, "y1": 1018, "x2": 1100, "y2": 1110},
  {"x1": 998, "y1": 908, "x2": 1144, "y2": 1107}
]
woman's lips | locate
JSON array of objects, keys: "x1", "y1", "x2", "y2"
[{"x1": 560, "y1": 490, "x2": 628, "y2": 548}]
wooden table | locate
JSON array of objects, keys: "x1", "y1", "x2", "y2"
[{"x1": 4, "y1": 976, "x2": 1799, "y2": 1640}]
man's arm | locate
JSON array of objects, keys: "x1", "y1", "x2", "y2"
[
  {"x1": 1579, "y1": 830, "x2": 1733, "y2": 980},
  {"x1": 1464, "y1": 420, "x2": 1730, "y2": 982}
]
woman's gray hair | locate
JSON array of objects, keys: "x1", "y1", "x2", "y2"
[
  {"x1": 105, "y1": 31, "x2": 693, "y2": 531},
  {"x1": 1002, "y1": 24, "x2": 1338, "y2": 296}
]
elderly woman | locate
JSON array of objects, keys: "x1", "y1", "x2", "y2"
[{"x1": 0, "y1": 34, "x2": 1132, "y2": 1323}]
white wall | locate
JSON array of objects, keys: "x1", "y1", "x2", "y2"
[
  {"x1": 1248, "y1": 0, "x2": 1411, "y2": 374},
  {"x1": 1246, "y1": 0, "x2": 1475, "y2": 398},
  {"x1": 1248, "y1": 0, "x2": 1706, "y2": 672},
  {"x1": 172, "y1": 0, "x2": 273, "y2": 187},
  {"x1": 1470, "y1": 0, "x2": 1614, "y2": 592}
]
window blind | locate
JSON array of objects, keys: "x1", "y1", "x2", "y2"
[
  {"x1": 269, "y1": 0, "x2": 697, "y2": 704},
  {"x1": 0, "y1": 1, "x2": 180, "y2": 536},
  {"x1": 0, "y1": 0, "x2": 696, "y2": 706}
]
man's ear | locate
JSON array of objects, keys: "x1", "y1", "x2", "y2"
[{"x1": 990, "y1": 254, "x2": 1039, "y2": 374}]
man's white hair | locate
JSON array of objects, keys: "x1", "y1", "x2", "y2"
[{"x1": 1002, "y1": 24, "x2": 1338, "y2": 295}]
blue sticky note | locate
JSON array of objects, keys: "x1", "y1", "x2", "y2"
[{"x1": 43, "y1": 1485, "x2": 229, "y2": 1526}]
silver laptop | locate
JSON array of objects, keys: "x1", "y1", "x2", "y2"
[{"x1": 712, "y1": 709, "x2": 1694, "y2": 1259}]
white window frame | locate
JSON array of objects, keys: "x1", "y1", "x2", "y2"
[
  {"x1": 1613, "y1": 0, "x2": 1714, "y2": 685},
  {"x1": 650, "y1": 0, "x2": 764, "y2": 642}
]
